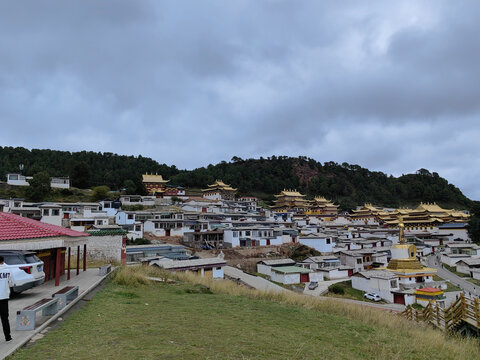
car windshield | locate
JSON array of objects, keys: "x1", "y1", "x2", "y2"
[
  {"x1": 3, "y1": 254, "x2": 27, "y2": 265},
  {"x1": 25, "y1": 254, "x2": 41, "y2": 263}
]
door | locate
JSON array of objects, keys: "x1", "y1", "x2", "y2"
[
  {"x1": 300, "y1": 273, "x2": 309, "y2": 283},
  {"x1": 394, "y1": 293, "x2": 405, "y2": 305}
]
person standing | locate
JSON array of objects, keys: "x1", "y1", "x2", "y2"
[{"x1": 0, "y1": 256, "x2": 12, "y2": 342}]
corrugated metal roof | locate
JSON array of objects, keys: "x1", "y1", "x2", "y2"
[{"x1": 0, "y1": 212, "x2": 89, "y2": 240}]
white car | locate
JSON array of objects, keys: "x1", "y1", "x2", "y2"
[
  {"x1": 364, "y1": 292, "x2": 382, "y2": 302},
  {"x1": 0, "y1": 251, "x2": 45, "y2": 293}
]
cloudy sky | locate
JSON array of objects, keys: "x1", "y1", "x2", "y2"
[{"x1": 1, "y1": 1, "x2": 479, "y2": 199}]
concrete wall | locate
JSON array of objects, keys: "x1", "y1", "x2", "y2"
[
  {"x1": 71, "y1": 235, "x2": 122, "y2": 261},
  {"x1": 298, "y1": 237, "x2": 334, "y2": 253},
  {"x1": 351, "y1": 275, "x2": 396, "y2": 302},
  {"x1": 257, "y1": 263, "x2": 272, "y2": 276},
  {"x1": 270, "y1": 272, "x2": 299, "y2": 284}
]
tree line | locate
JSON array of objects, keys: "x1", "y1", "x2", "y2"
[{"x1": 0, "y1": 147, "x2": 472, "y2": 212}]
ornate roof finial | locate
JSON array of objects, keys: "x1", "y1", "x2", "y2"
[{"x1": 398, "y1": 216, "x2": 406, "y2": 244}]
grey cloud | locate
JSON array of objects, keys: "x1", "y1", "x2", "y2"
[{"x1": 0, "y1": 1, "x2": 479, "y2": 199}]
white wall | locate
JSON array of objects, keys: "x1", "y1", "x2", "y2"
[
  {"x1": 224, "y1": 230, "x2": 240, "y2": 247},
  {"x1": 298, "y1": 237, "x2": 335, "y2": 253},
  {"x1": 270, "y1": 272, "x2": 299, "y2": 284},
  {"x1": 257, "y1": 263, "x2": 272, "y2": 276},
  {"x1": 212, "y1": 266, "x2": 224, "y2": 279}
]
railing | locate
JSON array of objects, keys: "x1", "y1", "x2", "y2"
[{"x1": 400, "y1": 294, "x2": 480, "y2": 333}]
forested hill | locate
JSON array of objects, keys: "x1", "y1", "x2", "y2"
[{"x1": 0, "y1": 147, "x2": 472, "y2": 210}]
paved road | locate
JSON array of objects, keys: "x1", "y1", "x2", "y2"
[
  {"x1": 426, "y1": 254, "x2": 480, "y2": 299},
  {"x1": 224, "y1": 266, "x2": 289, "y2": 293}
]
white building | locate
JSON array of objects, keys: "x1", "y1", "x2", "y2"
[
  {"x1": 270, "y1": 266, "x2": 314, "y2": 284},
  {"x1": 50, "y1": 177, "x2": 70, "y2": 189},
  {"x1": 351, "y1": 270, "x2": 400, "y2": 303},
  {"x1": 298, "y1": 233, "x2": 335, "y2": 253},
  {"x1": 257, "y1": 259, "x2": 296, "y2": 276},
  {"x1": 147, "y1": 257, "x2": 226, "y2": 279},
  {"x1": 6, "y1": 173, "x2": 31, "y2": 186}
]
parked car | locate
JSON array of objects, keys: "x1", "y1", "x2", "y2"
[
  {"x1": 308, "y1": 281, "x2": 319, "y2": 290},
  {"x1": 0, "y1": 250, "x2": 45, "y2": 293},
  {"x1": 364, "y1": 292, "x2": 382, "y2": 302}
]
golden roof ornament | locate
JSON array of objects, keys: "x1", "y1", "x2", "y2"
[{"x1": 398, "y1": 216, "x2": 406, "y2": 244}]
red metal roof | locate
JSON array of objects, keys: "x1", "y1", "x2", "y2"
[
  {"x1": 416, "y1": 287, "x2": 442, "y2": 293},
  {"x1": 0, "y1": 212, "x2": 89, "y2": 241}
]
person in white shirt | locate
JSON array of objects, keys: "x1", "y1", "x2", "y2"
[{"x1": 0, "y1": 256, "x2": 12, "y2": 342}]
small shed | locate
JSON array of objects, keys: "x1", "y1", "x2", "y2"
[
  {"x1": 270, "y1": 266, "x2": 311, "y2": 284},
  {"x1": 257, "y1": 258, "x2": 296, "y2": 276}
]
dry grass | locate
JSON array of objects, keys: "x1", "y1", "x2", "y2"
[
  {"x1": 10, "y1": 265, "x2": 480, "y2": 360},
  {"x1": 170, "y1": 271, "x2": 480, "y2": 359}
]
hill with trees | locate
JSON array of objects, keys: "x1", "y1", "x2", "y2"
[{"x1": 0, "y1": 147, "x2": 472, "y2": 211}]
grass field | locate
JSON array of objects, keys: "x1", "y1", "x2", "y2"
[{"x1": 9, "y1": 267, "x2": 480, "y2": 360}]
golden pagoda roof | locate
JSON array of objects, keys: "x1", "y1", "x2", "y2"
[
  {"x1": 275, "y1": 189, "x2": 306, "y2": 197},
  {"x1": 202, "y1": 180, "x2": 237, "y2": 192},
  {"x1": 142, "y1": 173, "x2": 169, "y2": 184},
  {"x1": 415, "y1": 202, "x2": 452, "y2": 213}
]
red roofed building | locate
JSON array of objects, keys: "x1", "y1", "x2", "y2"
[{"x1": 0, "y1": 212, "x2": 89, "y2": 286}]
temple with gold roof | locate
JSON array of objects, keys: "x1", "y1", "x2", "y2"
[
  {"x1": 306, "y1": 196, "x2": 339, "y2": 218},
  {"x1": 202, "y1": 180, "x2": 236, "y2": 201},
  {"x1": 350, "y1": 203, "x2": 382, "y2": 223},
  {"x1": 142, "y1": 173, "x2": 169, "y2": 196},
  {"x1": 271, "y1": 189, "x2": 310, "y2": 213},
  {"x1": 383, "y1": 202, "x2": 469, "y2": 230}
]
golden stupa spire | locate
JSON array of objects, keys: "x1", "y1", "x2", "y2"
[{"x1": 398, "y1": 216, "x2": 406, "y2": 244}]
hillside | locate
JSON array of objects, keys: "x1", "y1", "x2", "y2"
[
  {"x1": 10, "y1": 267, "x2": 480, "y2": 360},
  {"x1": 0, "y1": 147, "x2": 471, "y2": 210}
]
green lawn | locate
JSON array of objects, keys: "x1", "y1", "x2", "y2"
[
  {"x1": 9, "y1": 274, "x2": 480, "y2": 360},
  {"x1": 443, "y1": 264, "x2": 469, "y2": 278},
  {"x1": 433, "y1": 275, "x2": 462, "y2": 292},
  {"x1": 467, "y1": 278, "x2": 480, "y2": 286}
]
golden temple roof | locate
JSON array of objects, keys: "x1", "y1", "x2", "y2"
[
  {"x1": 275, "y1": 189, "x2": 306, "y2": 197},
  {"x1": 142, "y1": 173, "x2": 169, "y2": 183},
  {"x1": 202, "y1": 180, "x2": 237, "y2": 192}
]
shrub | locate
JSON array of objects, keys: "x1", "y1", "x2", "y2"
[{"x1": 328, "y1": 284, "x2": 345, "y2": 295}]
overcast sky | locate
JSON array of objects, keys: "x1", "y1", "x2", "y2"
[{"x1": 1, "y1": 1, "x2": 479, "y2": 199}]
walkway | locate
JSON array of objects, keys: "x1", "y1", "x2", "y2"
[
  {"x1": 426, "y1": 254, "x2": 480, "y2": 299},
  {"x1": 2, "y1": 268, "x2": 111, "y2": 360},
  {"x1": 224, "y1": 266, "x2": 288, "y2": 293}
]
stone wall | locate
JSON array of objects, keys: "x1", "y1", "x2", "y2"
[{"x1": 70, "y1": 235, "x2": 123, "y2": 261}]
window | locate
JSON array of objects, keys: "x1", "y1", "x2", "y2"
[
  {"x1": 326, "y1": 239, "x2": 331, "y2": 244},
  {"x1": 42, "y1": 209, "x2": 50, "y2": 216},
  {"x1": 216, "y1": 267, "x2": 222, "y2": 270},
  {"x1": 9, "y1": 174, "x2": 18, "y2": 180},
  {"x1": 233, "y1": 231, "x2": 238, "y2": 237},
  {"x1": 246, "y1": 231, "x2": 251, "y2": 236},
  {"x1": 128, "y1": 214, "x2": 134, "y2": 220},
  {"x1": 390, "y1": 280, "x2": 398, "y2": 288},
  {"x1": 52, "y1": 209, "x2": 60, "y2": 216},
  {"x1": 135, "y1": 225, "x2": 141, "y2": 231},
  {"x1": 96, "y1": 220, "x2": 103, "y2": 225},
  {"x1": 356, "y1": 259, "x2": 362, "y2": 264},
  {"x1": 155, "y1": 223, "x2": 160, "y2": 229}
]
